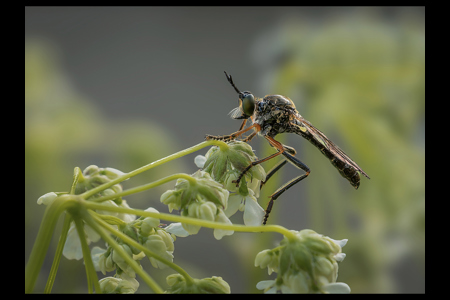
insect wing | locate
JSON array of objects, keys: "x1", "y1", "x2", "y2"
[{"x1": 295, "y1": 116, "x2": 370, "y2": 179}]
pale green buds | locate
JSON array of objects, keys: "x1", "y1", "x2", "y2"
[
  {"x1": 75, "y1": 165, "x2": 124, "y2": 204},
  {"x1": 202, "y1": 141, "x2": 266, "y2": 188},
  {"x1": 98, "y1": 273, "x2": 139, "y2": 294},
  {"x1": 197, "y1": 141, "x2": 266, "y2": 225},
  {"x1": 161, "y1": 170, "x2": 229, "y2": 212},
  {"x1": 160, "y1": 170, "x2": 232, "y2": 238},
  {"x1": 165, "y1": 274, "x2": 231, "y2": 294},
  {"x1": 255, "y1": 229, "x2": 350, "y2": 294}
]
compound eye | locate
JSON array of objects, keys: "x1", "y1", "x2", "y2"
[{"x1": 240, "y1": 92, "x2": 255, "y2": 117}]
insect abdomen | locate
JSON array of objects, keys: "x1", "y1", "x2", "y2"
[{"x1": 292, "y1": 125, "x2": 361, "y2": 189}]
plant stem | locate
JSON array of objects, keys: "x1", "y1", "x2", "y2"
[
  {"x1": 81, "y1": 210, "x2": 164, "y2": 294},
  {"x1": 85, "y1": 202, "x2": 297, "y2": 240},
  {"x1": 90, "y1": 212, "x2": 195, "y2": 285},
  {"x1": 80, "y1": 140, "x2": 228, "y2": 200},
  {"x1": 90, "y1": 173, "x2": 195, "y2": 203},
  {"x1": 73, "y1": 216, "x2": 101, "y2": 293},
  {"x1": 25, "y1": 195, "x2": 77, "y2": 293},
  {"x1": 44, "y1": 170, "x2": 81, "y2": 293},
  {"x1": 44, "y1": 214, "x2": 72, "y2": 293}
]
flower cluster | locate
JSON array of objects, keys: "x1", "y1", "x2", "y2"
[
  {"x1": 166, "y1": 274, "x2": 230, "y2": 294},
  {"x1": 91, "y1": 207, "x2": 176, "y2": 293},
  {"x1": 196, "y1": 141, "x2": 267, "y2": 226},
  {"x1": 255, "y1": 229, "x2": 350, "y2": 294},
  {"x1": 37, "y1": 166, "x2": 135, "y2": 261},
  {"x1": 74, "y1": 165, "x2": 126, "y2": 203},
  {"x1": 94, "y1": 207, "x2": 174, "y2": 274},
  {"x1": 161, "y1": 170, "x2": 232, "y2": 239}
]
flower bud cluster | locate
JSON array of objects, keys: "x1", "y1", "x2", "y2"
[
  {"x1": 98, "y1": 273, "x2": 139, "y2": 294},
  {"x1": 37, "y1": 166, "x2": 137, "y2": 261},
  {"x1": 75, "y1": 165, "x2": 125, "y2": 204},
  {"x1": 196, "y1": 141, "x2": 267, "y2": 226},
  {"x1": 95, "y1": 207, "x2": 175, "y2": 278},
  {"x1": 255, "y1": 229, "x2": 350, "y2": 294},
  {"x1": 160, "y1": 170, "x2": 233, "y2": 239},
  {"x1": 165, "y1": 274, "x2": 230, "y2": 294}
]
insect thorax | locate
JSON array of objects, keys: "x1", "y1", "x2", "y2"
[{"x1": 254, "y1": 95, "x2": 298, "y2": 137}]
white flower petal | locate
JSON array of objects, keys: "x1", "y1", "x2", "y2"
[
  {"x1": 243, "y1": 197, "x2": 265, "y2": 226},
  {"x1": 213, "y1": 210, "x2": 234, "y2": 240},
  {"x1": 91, "y1": 246, "x2": 107, "y2": 272},
  {"x1": 334, "y1": 252, "x2": 346, "y2": 262},
  {"x1": 164, "y1": 222, "x2": 190, "y2": 237},
  {"x1": 256, "y1": 280, "x2": 276, "y2": 291},
  {"x1": 63, "y1": 225, "x2": 83, "y2": 260},
  {"x1": 330, "y1": 238, "x2": 348, "y2": 249},
  {"x1": 321, "y1": 282, "x2": 351, "y2": 294},
  {"x1": 224, "y1": 194, "x2": 242, "y2": 218},
  {"x1": 194, "y1": 155, "x2": 207, "y2": 168},
  {"x1": 37, "y1": 192, "x2": 58, "y2": 205}
]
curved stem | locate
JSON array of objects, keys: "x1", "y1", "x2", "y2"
[
  {"x1": 81, "y1": 210, "x2": 164, "y2": 294},
  {"x1": 25, "y1": 196, "x2": 77, "y2": 293},
  {"x1": 80, "y1": 140, "x2": 228, "y2": 200},
  {"x1": 44, "y1": 169, "x2": 82, "y2": 293},
  {"x1": 85, "y1": 202, "x2": 297, "y2": 240},
  {"x1": 91, "y1": 173, "x2": 196, "y2": 203}
]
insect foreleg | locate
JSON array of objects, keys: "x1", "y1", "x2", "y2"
[{"x1": 205, "y1": 123, "x2": 260, "y2": 142}]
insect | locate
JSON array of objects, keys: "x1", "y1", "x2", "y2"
[{"x1": 206, "y1": 72, "x2": 370, "y2": 225}]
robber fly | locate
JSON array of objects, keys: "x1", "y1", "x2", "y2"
[{"x1": 205, "y1": 72, "x2": 370, "y2": 225}]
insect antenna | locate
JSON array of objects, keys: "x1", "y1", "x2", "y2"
[{"x1": 224, "y1": 71, "x2": 241, "y2": 95}]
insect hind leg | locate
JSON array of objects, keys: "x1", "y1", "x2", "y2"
[{"x1": 263, "y1": 151, "x2": 310, "y2": 225}]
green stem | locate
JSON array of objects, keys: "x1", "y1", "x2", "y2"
[
  {"x1": 91, "y1": 173, "x2": 196, "y2": 203},
  {"x1": 73, "y1": 216, "x2": 101, "y2": 293},
  {"x1": 80, "y1": 140, "x2": 228, "y2": 200},
  {"x1": 90, "y1": 212, "x2": 194, "y2": 285},
  {"x1": 81, "y1": 210, "x2": 164, "y2": 294},
  {"x1": 25, "y1": 195, "x2": 77, "y2": 293},
  {"x1": 44, "y1": 214, "x2": 72, "y2": 293},
  {"x1": 85, "y1": 202, "x2": 297, "y2": 241},
  {"x1": 44, "y1": 170, "x2": 82, "y2": 293}
]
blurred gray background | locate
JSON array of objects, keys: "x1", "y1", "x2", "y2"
[{"x1": 26, "y1": 7, "x2": 425, "y2": 293}]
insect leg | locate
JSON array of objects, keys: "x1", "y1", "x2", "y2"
[
  {"x1": 260, "y1": 145, "x2": 297, "y2": 190},
  {"x1": 232, "y1": 136, "x2": 285, "y2": 187},
  {"x1": 263, "y1": 151, "x2": 310, "y2": 225},
  {"x1": 241, "y1": 131, "x2": 258, "y2": 142},
  {"x1": 238, "y1": 119, "x2": 247, "y2": 131},
  {"x1": 205, "y1": 123, "x2": 260, "y2": 142}
]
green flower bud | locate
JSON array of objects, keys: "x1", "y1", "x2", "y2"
[
  {"x1": 83, "y1": 165, "x2": 100, "y2": 176},
  {"x1": 160, "y1": 189, "x2": 183, "y2": 212},
  {"x1": 223, "y1": 169, "x2": 240, "y2": 192},
  {"x1": 112, "y1": 244, "x2": 136, "y2": 277},
  {"x1": 144, "y1": 235, "x2": 167, "y2": 254},
  {"x1": 196, "y1": 276, "x2": 231, "y2": 294},
  {"x1": 255, "y1": 249, "x2": 279, "y2": 275},
  {"x1": 98, "y1": 274, "x2": 139, "y2": 294},
  {"x1": 255, "y1": 229, "x2": 349, "y2": 294},
  {"x1": 165, "y1": 274, "x2": 230, "y2": 294},
  {"x1": 99, "y1": 276, "x2": 121, "y2": 293},
  {"x1": 155, "y1": 229, "x2": 174, "y2": 252},
  {"x1": 140, "y1": 207, "x2": 160, "y2": 235}
]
